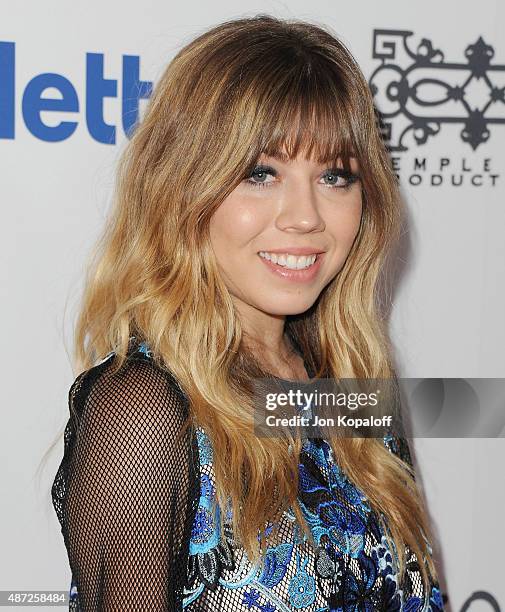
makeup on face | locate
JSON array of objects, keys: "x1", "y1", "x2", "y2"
[{"x1": 209, "y1": 151, "x2": 363, "y2": 316}]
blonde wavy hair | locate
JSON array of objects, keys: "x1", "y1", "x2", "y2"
[{"x1": 63, "y1": 14, "x2": 438, "y2": 590}]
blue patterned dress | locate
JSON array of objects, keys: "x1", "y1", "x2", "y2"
[{"x1": 53, "y1": 338, "x2": 445, "y2": 611}]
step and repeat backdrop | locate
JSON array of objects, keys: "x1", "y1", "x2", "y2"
[{"x1": 1, "y1": 1, "x2": 503, "y2": 610}]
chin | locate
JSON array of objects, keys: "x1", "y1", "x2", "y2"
[{"x1": 258, "y1": 296, "x2": 318, "y2": 317}]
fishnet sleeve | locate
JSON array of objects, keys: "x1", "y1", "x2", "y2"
[
  {"x1": 382, "y1": 389, "x2": 446, "y2": 609},
  {"x1": 52, "y1": 354, "x2": 198, "y2": 611},
  {"x1": 383, "y1": 395, "x2": 414, "y2": 474}
]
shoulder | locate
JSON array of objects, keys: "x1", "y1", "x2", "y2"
[
  {"x1": 69, "y1": 337, "x2": 190, "y2": 436},
  {"x1": 52, "y1": 338, "x2": 198, "y2": 533}
]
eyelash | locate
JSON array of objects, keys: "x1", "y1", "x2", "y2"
[{"x1": 244, "y1": 164, "x2": 360, "y2": 191}]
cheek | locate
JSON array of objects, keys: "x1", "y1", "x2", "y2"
[
  {"x1": 328, "y1": 195, "x2": 363, "y2": 245},
  {"x1": 209, "y1": 196, "x2": 266, "y2": 250}
]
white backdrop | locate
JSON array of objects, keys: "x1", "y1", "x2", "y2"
[{"x1": 1, "y1": 1, "x2": 503, "y2": 610}]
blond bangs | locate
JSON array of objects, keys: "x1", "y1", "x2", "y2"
[{"x1": 228, "y1": 53, "x2": 359, "y2": 173}]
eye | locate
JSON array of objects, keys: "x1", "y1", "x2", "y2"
[
  {"x1": 244, "y1": 165, "x2": 277, "y2": 188},
  {"x1": 321, "y1": 168, "x2": 360, "y2": 190},
  {"x1": 242, "y1": 164, "x2": 360, "y2": 190}
]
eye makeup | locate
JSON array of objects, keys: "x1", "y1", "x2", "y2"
[{"x1": 243, "y1": 164, "x2": 360, "y2": 190}]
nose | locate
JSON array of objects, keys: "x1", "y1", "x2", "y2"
[{"x1": 275, "y1": 180, "x2": 325, "y2": 233}]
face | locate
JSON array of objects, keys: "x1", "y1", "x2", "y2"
[{"x1": 209, "y1": 150, "x2": 363, "y2": 319}]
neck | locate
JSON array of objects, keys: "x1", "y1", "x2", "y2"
[{"x1": 232, "y1": 296, "x2": 306, "y2": 379}]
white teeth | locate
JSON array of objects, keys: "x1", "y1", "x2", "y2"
[{"x1": 258, "y1": 251, "x2": 318, "y2": 270}]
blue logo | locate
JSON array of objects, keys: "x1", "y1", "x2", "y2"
[{"x1": 0, "y1": 41, "x2": 153, "y2": 143}]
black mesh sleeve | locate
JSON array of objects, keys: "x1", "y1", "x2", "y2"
[
  {"x1": 381, "y1": 392, "x2": 446, "y2": 605},
  {"x1": 52, "y1": 352, "x2": 199, "y2": 611},
  {"x1": 384, "y1": 427, "x2": 414, "y2": 472},
  {"x1": 382, "y1": 395, "x2": 415, "y2": 474}
]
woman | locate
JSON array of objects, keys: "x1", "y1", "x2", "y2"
[{"x1": 52, "y1": 13, "x2": 444, "y2": 611}]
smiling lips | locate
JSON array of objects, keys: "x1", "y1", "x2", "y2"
[
  {"x1": 259, "y1": 251, "x2": 317, "y2": 270},
  {"x1": 257, "y1": 248, "x2": 325, "y2": 281}
]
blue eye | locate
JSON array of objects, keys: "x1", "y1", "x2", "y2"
[
  {"x1": 321, "y1": 168, "x2": 360, "y2": 190},
  {"x1": 242, "y1": 165, "x2": 360, "y2": 190},
  {"x1": 244, "y1": 165, "x2": 277, "y2": 188}
]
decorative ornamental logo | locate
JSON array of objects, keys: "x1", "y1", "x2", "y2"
[{"x1": 369, "y1": 30, "x2": 505, "y2": 151}]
